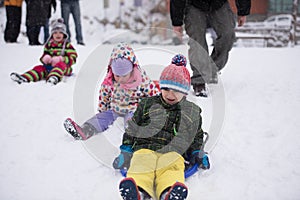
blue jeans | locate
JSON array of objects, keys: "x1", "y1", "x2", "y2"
[
  {"x1": 61, "y1": 1, "x2": 84, "y2": 43},
  {"x1": 43, "y1": 18, "x2": 50, "y2": 43}
]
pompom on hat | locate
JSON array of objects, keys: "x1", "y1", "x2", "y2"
[
  {"x1": 172, "y1": 54, "x2": 187, "y2": 67},
  {"x1": 160, "y1": 55, "x2": 191, "y2": 95},
  {"x1": 111, "y1": 58, "x2": 133, "y2": 76},
  {"x1": 50, "y1": 18, "x2": 68, "y2": 38}
]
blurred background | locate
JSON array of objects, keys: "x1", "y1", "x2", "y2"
[{"x1": 0, "y1": 0, "x2": 299, "y2": 47}]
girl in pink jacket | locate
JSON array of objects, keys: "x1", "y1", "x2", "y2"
[{"x1": 64, "y1": 42, "x2": 160, "y2": 140}]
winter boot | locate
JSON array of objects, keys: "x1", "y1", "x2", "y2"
[
  {"x1": 160, "y1": 182, "x2": 188, "y2": 200},
  {"x1": 47, "y1": 76, "x2": 59, "y2": 85},
  {"x1": 63, "y1": 118, "x2": 88, "y2": 140},
  {"x1": 193, "y1": 84, "x2": 208, "y2": 97},
  {"x1": 10, "y1": 72, "x2": 28, "y2": 84},
  {"x1": 119, "y1": 177, "x2": 141, "y2": 200}
]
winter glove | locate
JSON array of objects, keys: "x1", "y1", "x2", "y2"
[
  {"x1": 189, "y1": 150, "x2": 210, "y2": 170},
  {"x1": 51, "y1": 56, "x2": 64, "y2": 66},
  {"x1": 113, "y1": 145, "x2": 133, "y2": 170},
  {"x1": 42, "y1": 54, "x2": 52, "y2": 64}
]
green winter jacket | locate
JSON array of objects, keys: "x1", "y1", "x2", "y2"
[{"x1": 122, "y1": 94, "x2": 205, "y2": 160}]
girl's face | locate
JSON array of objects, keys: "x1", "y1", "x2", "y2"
[
  {"x1": 161, "y1": 89, "x2": 185, "y2": 105},
  {"x1": 114, "y1": 71, "x2": 132, "y2": 84},
  {"x1": 52, "y1": 31, "x2": 64, "y2": 42}
]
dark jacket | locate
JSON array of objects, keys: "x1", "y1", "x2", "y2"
[
  {"x1": 122, "y1": 95, "x2": 204, "y2": 161},
  {"x1": 170, "y1": 0, "x2": 251, "y2": 26},
  {"x1": 25, "y1": 0, "x2": 51, "y2": 26}
]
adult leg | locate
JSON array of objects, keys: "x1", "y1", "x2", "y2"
[
  {"x1": 184, "y1": 5, "x2": 214, "y2": 85},
  {"x1": 209, "y1": 2, "x2": 236, "y2": 72},
  {"x1": 70, "y1": 1, "x2": 84, "y2": 44},
  {"x1": 44, "y1": 18, "x2": 50, "y2": 43},
  {"x1": 4, "y1": 6, "x2": 22, "y2": 42},
  {"x1": 61, "y1": 2, "x2": 71, "y2": 41},
  {"x1": 27, "y1": 25, "x2": 42, "y2": 45}
]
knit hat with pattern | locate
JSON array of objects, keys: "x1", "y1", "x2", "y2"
[
  {"x1": 50, "y1": 18, "x2": 68, "y2": 38},
  {"x1": 159, "y1": 63, "x2": 191, "y2": 95}
]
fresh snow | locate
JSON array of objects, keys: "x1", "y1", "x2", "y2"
[{"x1": 1, "y1": 2, "x2": 300, "y2": 200}]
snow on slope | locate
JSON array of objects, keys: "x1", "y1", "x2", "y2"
[
  {"x1": 1, "y1": 1, "x2": 300, "y2": 199},
  {"x1": 1, "y1": 43, "x2": 300, "y2": 200}
]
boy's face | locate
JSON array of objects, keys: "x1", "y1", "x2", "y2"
[
  {"x1": 114, "y1": 72, "x2": 132, "y2": 84},
  {"x1": 52, "y1": 31, "x2": 64, "y2": 42},
  {"x1": 161, "y1": 89, "x2": 185, "y2": 105}
]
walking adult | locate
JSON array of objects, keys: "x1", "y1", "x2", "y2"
[
  {"x1": 43, "y1": 0, "x2": 57, "y2": 43},
  {"x1": 4, "y1": 0, "x2": 23, "y2": 43},
  {"x1": 170, "y1": 0, "x2": 251, "y2": 97},
  {"x1": 25, "y1": 0, "x2": 52, "y2": 45},
  {"x1": 61, "y1": 0, "x2": 85, "y2": 45}
]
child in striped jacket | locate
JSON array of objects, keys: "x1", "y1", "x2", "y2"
[{"x1": 10, "y1": 18, "x2": 77, "y2": 85}]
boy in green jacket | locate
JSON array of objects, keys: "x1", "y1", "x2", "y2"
[{"x1": 113, "y1": 54, "x2": 210, "y2": 200}]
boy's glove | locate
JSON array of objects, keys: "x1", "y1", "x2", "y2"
[
  {"x1": 189, "y1": 150, "x2": 210, "y2": 170},
  {"x1": 113, "y1": 145, "x2": 133, "y2": 170}
]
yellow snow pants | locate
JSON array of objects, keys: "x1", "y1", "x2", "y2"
[{"x1": 126, "y1": 149, "x2": 185, "y2": 199}]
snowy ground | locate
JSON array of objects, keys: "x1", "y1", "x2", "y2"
[{"x1": 1, "y1": 2, "x2": 300, "y2": 200}]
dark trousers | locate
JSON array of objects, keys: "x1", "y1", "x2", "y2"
[
  {"x1": 184, "y1": 2, "x2": 236, "y2": 85},
  {"x1": 4, "y1": 6, "x2": 22, "y2": 43},
  {"x1": 27, "y1": 25, "x2": 42, "y2": 45}
]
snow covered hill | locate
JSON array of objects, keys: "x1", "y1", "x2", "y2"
[
  {"x1": 1, "y1": 1, "x2": 300, "y2": 199},
  {"x1": 1, "y1": 43, "x2": 300, "y2": 200}
]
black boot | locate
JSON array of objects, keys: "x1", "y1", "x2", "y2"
[{"x1": 193, "y1": 84, "x2": 208, "y2": 97}]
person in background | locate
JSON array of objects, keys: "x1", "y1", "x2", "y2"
[
  {"x1": 60, "y1": 0, "x2": 85, "y2": 45},
  {"x1": 4, "y1": 0, "x2": 23, "y2": 43},
  {"x1": 10, "y1": 18, "x2": 77, "y2": 85},
  {"x1": 25, "y1": 0, "x2": 52, "y2": 45},
  {"x1": 170, "y1": 0, "x2": 251, "y2": 97},
  {"x1": 43, "y1": 0, "x2": 57, "y2": 44}
]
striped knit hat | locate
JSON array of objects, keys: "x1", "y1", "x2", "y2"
[
  {"x1": 50, "y1": 18, "x2": 68, "y2": 38},
  {"x1": 159, "y1": 63, "x2": 191, "y2": 95}
]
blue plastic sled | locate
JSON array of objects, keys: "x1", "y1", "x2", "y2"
[{"x1": 120, "y1": 163, "x2": 200, "y2": 179}]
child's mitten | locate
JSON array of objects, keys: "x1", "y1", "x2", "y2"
[
  {"x1": 51, "y1": 56, "x2": 64, "y2": 66},
  {"x1": 113, "y1": 145, "x2": 133, "y2": 170},
  {"x1": 42, "y1": 54, "x2": 52, "y2": 64},
  {"x1": 189, "y1": 150, "x2": 210, "y2": 170}
]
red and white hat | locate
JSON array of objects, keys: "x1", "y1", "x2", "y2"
[{"x1": 159, "y1": 63, "x2": 191, "y2": 95}]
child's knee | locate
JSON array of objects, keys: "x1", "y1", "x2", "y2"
[{"x1": 53, "y1": 61, "x2": 67, "y2": 71}]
